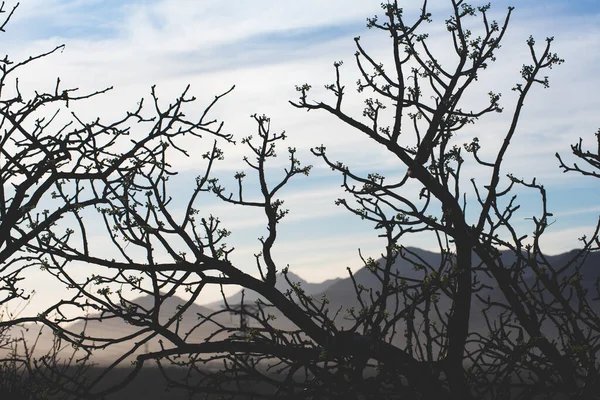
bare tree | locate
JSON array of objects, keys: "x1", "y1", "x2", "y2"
[
  {"x1": 285, "y1": 2, "x2": 600, "y2": 398},
  {"x1": 3, "y1": 1, "x2": 600, "y2": 399},
  {"x1": 557, "y1": 128, "x2": 600, "y2": 179},
  {"x1": 0, "y1": 1, "x2": 231, "y2": 398}
]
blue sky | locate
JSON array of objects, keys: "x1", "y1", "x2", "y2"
[{"x1": 3, "y1": 0, "x2": 600, "y2": 312}]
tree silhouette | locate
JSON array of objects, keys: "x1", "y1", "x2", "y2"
[
  {"x1": 2, "y1": 1, "x2": 600, "y2": 399},
  {"x1": 0, "y1": 1, "x2": 231, "y2": 397}
]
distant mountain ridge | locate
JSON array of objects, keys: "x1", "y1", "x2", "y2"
[
  {"x1": 147, "y1": 247, "x2": 600, "y2": 325},
  {"x1": 316, "y1": 247, "x2": 600, "y2": 310},
  {"x1": 204, "y1": 270, "x2": 343, "y2": 309},
  {"x1": 9, "y1": 248, "x2": 599, "y2": 364}
]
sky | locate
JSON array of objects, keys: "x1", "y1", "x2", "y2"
[{"x1": 2, "y1": 0, "x2": 600, "y2": 313}]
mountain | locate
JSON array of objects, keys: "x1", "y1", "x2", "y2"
[
  {"x1": 314, "y1": 248, "x2": 600, "y2": 339},
  {"x1": 6, "y1": 248, "x2": 598, "y2": 365},
  {"x1": 320, "y1": 247, "x2": 600, "y2": 306},
  {"x1": 5, "y1": 271, "x2": 343, "y2": 365},
  {"x1": 321, "y1": 247, "x2": 443, "y2": 306},
  {"x1": 6, "y1": 293, "x2": 233, "y2": 365},
  {"x1": 204, "y1": 270, "x2": 343, "y2": 309}
]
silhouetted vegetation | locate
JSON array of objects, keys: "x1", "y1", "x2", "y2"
[{"x1": 1, "y1": 0, "x2": 599, "y2": 399}]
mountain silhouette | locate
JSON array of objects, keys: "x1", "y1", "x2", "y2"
[
  {"x1": 6, "y1": 248, "x2": 598, "y2": 364},
  {"x1": 314, "y1": 247, "x2": 600, "y2": 341},
  {"x1": 205, "y1": 270, "x2": 342, "y2": 309}
]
